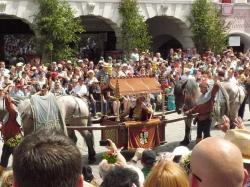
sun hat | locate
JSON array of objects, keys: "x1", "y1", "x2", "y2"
[
  {"x1": 224, "y1": 129, "x2": 250, "y2": 164},
  {"x1": 4, "y1": 74, "x2": 10, "y2": 78},
  {"x1": 87, "y1": 70, "x2": 95, "y2": 75},
  {"x1": 77, "y1": 59, "x2": 84, "y2": 63},
  {"x1": 16, "y1": 62, "x2": 24, "y2": 67},
  {"x1": 172, "y1": 146, "x2": 190, "y2": 157},
  {"x1": 72, "y1": 78, "x2": 78, "y2": 83},
  {"x1": 171, "y1": 146, "x2": 191, "y2": 163}
]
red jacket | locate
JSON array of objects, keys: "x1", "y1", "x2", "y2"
[
  {"x1": 1, "y1": 96, "x2": 22, "y2": 142},
  {"x1": 189, "y1": 83, "x2": 220, "y2": 121}
]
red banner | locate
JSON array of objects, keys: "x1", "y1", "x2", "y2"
[{"x1": 127, "y1": 125, "x2": 160, "y2": 149}]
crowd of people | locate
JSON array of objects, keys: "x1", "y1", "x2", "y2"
[
  {"x1": 0, "y1": 47, "x2": 250, "y2": 186},
  {"x1": 0, "y1": 47, "x2": 250, "y2": 117},
  {"x1": 0, "y1": 118, "x2": 249, "y2": 187},
  {"x1": 4, "y1": 35, "x2": 37, "y2": 63}
]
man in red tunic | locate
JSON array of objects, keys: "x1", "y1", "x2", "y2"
[
  {"x1": 186, "y1": 79, "x2": 220, "y2": 144},
  {"x1": 0, "y1": 94, "x2": 22, "y2": 176}
]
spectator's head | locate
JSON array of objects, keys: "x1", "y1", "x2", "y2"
[
  {"x1": 190, "y1": 137, "x2": 248, "y2": 187},
  {"x1": 199, "y1": 79, "x2": 209, "y2": 94},
  {"x1": 54, "y1": 80, "x2": 61, "y2": 88},
  {"x1": 172, "y1": 146, "x2": 190, "y2": 163},
  {"x1": 87, "y1": 70, "x2": 95, "y2": 78},
  {"x1": 0, "y1": 61, "x2": 5, "y2": 69},
  {"x1": 141, "y1": 150, "x2": 156, "y2": 168},
  {"x1": 12, "y1": 128, "x2": 83, "y2": 187},
  {"x1": 98, "y1": 159, "x2": 115, "y2": 179},
  {"x1": 144, "y1": 160, "x2": 189, "y2": 187},
  {"x1": 101, "y1": 166, "x2": 140, "y2": 187},
  {"x1": 1, "y1": 170, "x2": 13, "y2": 187},
  {"x1": 82, "y1": 165, "x2": 94, "y2": 183}
]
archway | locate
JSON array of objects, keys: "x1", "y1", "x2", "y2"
[
  {"x1": 0, "y1": 14, "x2": 35, "y2": 64},
  {"x1": 79, "y1": 15, "x2": 120, "y2": 62},
  {"x1": 146, "y1": 16, "x2": 193, "y2": 58},
  {"x1": 228, "y1": 31, "x2": 250, "y2": 52},
  {"x1": 152, "y1": 35, "x2": 183, "y2": 59}
]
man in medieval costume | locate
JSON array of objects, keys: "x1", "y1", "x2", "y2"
[
  {"x1": 185, "y1": 79, "x2": 220, "y2": 144},
  {"x1": 0, "y1": 91, "x2": 22, "y2": 176}
]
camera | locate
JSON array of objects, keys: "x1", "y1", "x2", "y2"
[{"x1": 99, "y1": 140, "x2": 110, "y2": 146}]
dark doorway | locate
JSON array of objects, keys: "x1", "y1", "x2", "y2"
[
  {"x1": 0, "y1": 15, "x2": 35, "y2": 64},
  {"x1": 231, "y1": 43, "x2": 244, "y2": 53},
  {"x1": 151, "y1": 34, "x2": 182, "y2": 59},
  {"x1": 79, "y1": 16, "x2": 117, "y2": 63}
]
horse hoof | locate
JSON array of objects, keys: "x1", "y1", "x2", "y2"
[
  {"x1": 179, "y1": 139, "x2": 190, "y2": 146},
  {"x1": 88, "y1": 157, "x2": 96, "y2": 165}
]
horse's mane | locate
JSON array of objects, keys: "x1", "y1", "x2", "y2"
[
  {"x1": 18, "y1": 98, "x2": 31, "y2": 115},
  {"x1": 185, "y1": 79, "x2": 199, "y2": 96},
  {"x1": 175, "y1": 79, "x2": 199, "y2": 96}
]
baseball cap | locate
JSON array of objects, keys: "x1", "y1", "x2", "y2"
[{"x1": 141, "y1": 150, "x2": 156, "y2": 165}]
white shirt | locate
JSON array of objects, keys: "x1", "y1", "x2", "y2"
[
  {"x1": 71, "y1": 84, "x2": 88, "y2": 97},
  {"x1": 228, "y1": 76, "x2": 238, "y2": 85}
]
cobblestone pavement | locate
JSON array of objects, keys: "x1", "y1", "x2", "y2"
[{"x1": 1, "y1": 105, "x2": 250, "y2": 184}]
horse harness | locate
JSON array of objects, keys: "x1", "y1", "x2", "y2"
[{"x1": 64, "y1": 96, "x2": 89, "y2": 123}]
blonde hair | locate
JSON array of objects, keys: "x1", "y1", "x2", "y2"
[
  {"x1": 144, "y1": 160, "x2": 189, "y2": 187},
  {"x1": 1, "y1": 170, "x2": 13, "y2": 187}
]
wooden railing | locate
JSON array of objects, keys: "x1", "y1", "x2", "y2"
[{"x1": 67, "y1": 113, "x2": 197, "y2": 131}]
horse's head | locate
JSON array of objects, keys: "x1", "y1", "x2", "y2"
[{"x1": 174, "y1": 80, "x2": 187, "y2": 114}]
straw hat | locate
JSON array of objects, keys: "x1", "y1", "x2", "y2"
[
  {"x1": 87, "y1": 70, "x2": 95, "y2": 75},
  {"x1": 103, "y1": 62, "x2": 110, "y2": 68},
  {"x1": 16, "y1": 62, "x2": 24, "y2": 67},
  {"x1": 224, "y1": 129, "x2": 250, "y2": 164}
]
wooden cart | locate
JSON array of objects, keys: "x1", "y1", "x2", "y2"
[{"x1": 101, "y1": 76, "x2": 167, "y2": 149}]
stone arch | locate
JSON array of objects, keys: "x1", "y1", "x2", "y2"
[
  {"x1": 78, "y1": 15, "x2": 121, "y2": 62},
  {"x1": 0, "y1": 14, "x2": 36, "y2": 62},
  {"x1": 0, "y1": 14, "x2": 35, "y2": 34},
  {"x1": 80, "y1": 15, "x2": 120, "y2": 40},
  {"x1": 228, "y1": 31, "x2": 250, "y2": 52},
  {"x1": 146, "y1": 16, "x2": 194, "y2": 57}
]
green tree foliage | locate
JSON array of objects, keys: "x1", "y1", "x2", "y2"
[
  {"x1": 34, "y1": 0, "x2": 84, "y2": 61},
  {"x1": 189, "y1": 0, "x2": 228, "y2": 54},
  {"x1": 119, "y1": 0, "x2": 151, "y2": 53}
]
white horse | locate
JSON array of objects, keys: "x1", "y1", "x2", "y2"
[{"x1": 2, "y1": 95, "x2": 96, "y2": 163}]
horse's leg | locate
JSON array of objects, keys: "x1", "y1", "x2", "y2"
[
  {"x1": 79, "y1": 129, "x2": 96, "y2": 164},
  {"x1": 180, "y1": 116, "x2": 192, "y2": 145},
  {"x1": 238, "y1": 96, "x2": 247, "y2": 119},
  {"x1": 68, "y1": 128, "x2": 78, "y2": 144},
  {"x1": 229, "y1": 102, "x2": 240, "y2": 129},
  {"x1": 22, "y1": 118, "x2": 34, "y2": 136},
  {"x1": 77, "y1": 117, "x2": 96, "y2": 164}
]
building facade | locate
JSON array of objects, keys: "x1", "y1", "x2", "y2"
[{"x1": 0, "y1": 0, "x2": 250, "y2": 61}]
